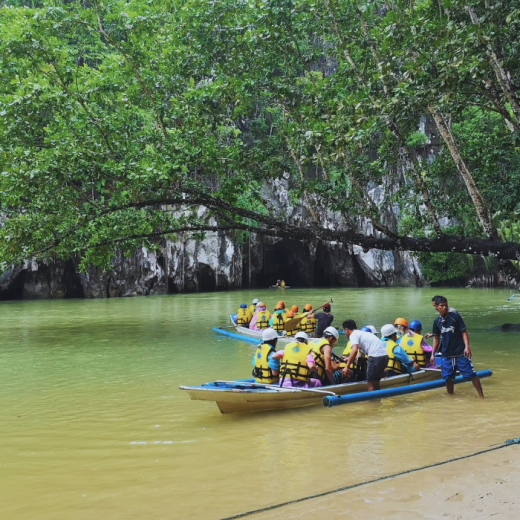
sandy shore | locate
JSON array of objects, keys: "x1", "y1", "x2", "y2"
[{"x1": 250, "y1": 445, "x2": 520, "y2": 519}]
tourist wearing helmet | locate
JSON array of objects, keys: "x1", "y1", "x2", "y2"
[
  {"x1": 380, "y1": 324, "x2": 420, "y2": 377},
  {"x1": 394, "y1": 317, "x2": 409, "y2": 338},
  {"x1": 342, "y1": 320, "x2": 389, "y2": 391},
  {"x1": 269, "y1": 301, "x2": 287, "y2": 333},
  {"x1": 299, "y1": 304, "x2": 316, "y2": 336},
  {"x1": 395, "y1": 317, "x2": 427, "y2": 368},
  {"x1": 252, "y1": 328, "x2": 280, "y2": 384},
  {"x1": 409, "y1": 320, "x2": 437, "y2": 368},
  {"x1": 248, "y1": 298, "x2": 260, "y2": 315},
  {"x1": 283, "y1": 311, "x2": 299, "y2": 337},
  {"x1": 309, "y1": 326, "x2": 345, "y2": 385},
  {"x1": 236, "y1": 303, "x2": 252, "y2": 326},
  {"x1": 315, "y1": 303, "x2": 334, "y2": 338},
  {"x1": 272, "y1": 332, "x2": 322, "y2": 388},
  {"x1": 249, "y1": 302, "x2": 271, "y2": 331}
]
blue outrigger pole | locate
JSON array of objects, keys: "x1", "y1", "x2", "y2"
[{"x1": 323, "y1": 369, "x2": 493, "y2": 407}]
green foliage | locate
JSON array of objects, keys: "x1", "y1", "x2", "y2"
[
  {"x1": 405, "y1": 132, "x2": 429, "y2": 148},
  {"x1": 416, "y1": 252, "x2": 473, "y2": 284},
  {"x1": 0, "y1": 0, "x2": 519, "y2": 275}
]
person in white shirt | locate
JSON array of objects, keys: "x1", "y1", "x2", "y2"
[{"x1": 342, "y1": 319, "x2": 389, "y2": 391}]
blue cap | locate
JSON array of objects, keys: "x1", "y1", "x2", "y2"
[
  {"x1": 360, "y1": 326, "x2": 371, "y2": 333},
  {"x1": 240, "y1": 303, "x2": 247, "y2": 308},
  {"x1": 409, "y1": 320, "x2": 422, "y2": 331}
]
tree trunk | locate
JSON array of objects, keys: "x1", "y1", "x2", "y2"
[{"x1": 429, "y1": 107, "x2": 498, "y2": 240}]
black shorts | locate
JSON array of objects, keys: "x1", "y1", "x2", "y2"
[{"x1": 367, "y1": 355, "x2": 389, "y2": 382}]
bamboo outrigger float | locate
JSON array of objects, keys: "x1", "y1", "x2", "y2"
[{"x1": 179, "y1": 369, "x2": 443, "y2": 414}]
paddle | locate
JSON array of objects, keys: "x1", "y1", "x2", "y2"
[
  {"x1": 507, "y1": 294, "x2": 520, "y2": 301},
  {"x1": 283, "y1": 298, "x2": 333, "y2": 332}
]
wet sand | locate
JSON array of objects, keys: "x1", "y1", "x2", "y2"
[{"x1": 251, "y1": 445, "x2": 520, "y2": 519}]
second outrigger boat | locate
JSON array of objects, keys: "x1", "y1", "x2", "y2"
[
  {"x1": 180, "y1": 368, "x2": 443, "y2": 414},
  {"x1": 227, "y1": 314, "x2": 294, "y2": 344}
]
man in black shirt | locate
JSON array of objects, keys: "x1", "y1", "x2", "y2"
[
  {"x1": 431, "y1": 296, "x2": 484, "y2": 398},
  {"x1": 315, "y1": 304, "x2": 334, "y2": 337}
]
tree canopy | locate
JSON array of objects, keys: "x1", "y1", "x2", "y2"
[{"x1": 1, "y1": 0, "x2": 520, "y2": 273}]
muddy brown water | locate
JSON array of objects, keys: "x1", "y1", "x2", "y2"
[{"x1": 0, "y1": 288, "x2": 518, "y2": 519}]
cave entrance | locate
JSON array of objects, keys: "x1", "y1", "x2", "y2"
[
  {"x1": 0, "y1": 269, "x2": 27, "y2": 300},
  {"x1": 197, "y1": 263, "x2": 216, "y2": 292},
  {"x1": 256, "y1": 240, "x2": 313, "y2": 288}
]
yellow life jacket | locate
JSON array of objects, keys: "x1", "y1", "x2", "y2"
[
  {"x1": 339, "y1": 340, "x2": 358, "y2": 370},
  {"x1": 310, "y1": 338, "x2": 330, "y2": 381},
  {"x1": 272, "y1": 312, "x2": 286, "y2": 333},
  {"x1": 281, "y1": 280, "x2": 286, "y2": 287},
  {"x1": 279, "y1": 342, "x2": 311, "y2": 383},
  {"x1": 300, "y1": 314, "x2": 317, "y2": 334},
  {"x1": 255, "y1": 309, "x2": 270, "y2": 329},
  {"x1": 248, "y1": 304, "x2": 256, "y2": 315},
  {"x1": 385, "y1": 339, "x2": 404, "y2": 374},
  {"x1": 400, "y1": 333, "x2": 426, "y2": 367},
  {"x1": 237, "y1": 307, "x2": 252, "y2": 326},
  {"x1": 252, "y1": 343, "x2": 279, "y2": 384}
]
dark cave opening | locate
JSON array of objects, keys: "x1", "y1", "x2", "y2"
[{"x1": 255, "y1": 240, "x2": 314, "y2": 288}]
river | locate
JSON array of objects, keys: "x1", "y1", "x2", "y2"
[{"x1": 0, "y1": 288, "x2": 518, "y2": 519}]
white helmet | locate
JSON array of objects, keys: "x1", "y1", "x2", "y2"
[
  {"x1": 367, "y1": 325, "x2": 379, "y2": 335},
  {"x1": 262, "y1": 328, "x2": 278, "y2": 342},
  {"x1": 252, "y1": 298, "x2": 259, "y2": 305},
  {"x1": 294, "y1": 331, "x2": 309, "y2": 342},
  {"x1": 323, "y1": 326, "x2": 339, "y2": 340},
  {"x1": 381, "y1": 324, "x2": 398, "y2": 338}
]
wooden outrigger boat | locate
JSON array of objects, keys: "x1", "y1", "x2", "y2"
[
  {"x1": 225, "y1": 314, "x2": 294, "y2": 344},
  {"x1": 180, "y1": 368, "x2": 443, "y2": 414}
]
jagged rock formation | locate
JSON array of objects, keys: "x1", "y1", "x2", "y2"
[
  {"x1": 0, "y1": 232, "x2": 423, "y2": 300},
  {"x1": 1, "y1": 118, "x2": 444, "y2": 300}
]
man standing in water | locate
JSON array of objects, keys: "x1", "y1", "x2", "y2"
[{"x1": 431, "y1": 296, "x2": 484, "y2": 398}]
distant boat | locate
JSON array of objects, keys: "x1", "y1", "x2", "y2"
[
  {"x1": 269, "y1": 285, "x2": 291, "y2": 289},
  {"x1": 180, "y1": 369, "x2": 443, "y2": 414}
]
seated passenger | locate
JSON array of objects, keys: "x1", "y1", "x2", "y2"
[
  {"x1": 309, "y1": 327, "x2": 345, "y2": 386},
  {"x1": 380, "y1": 324, "x2": 420, "y2": 377},
  {"x1": 409, "y1": 320, "x2": 437, "y2": 368},
  {"x1": 252, "y1": 328, "x2": 280, "y2": 384},
  {"x1": 394, "y1": 317, "x2": 409, "y2": 340},
  {"x1": 250, "y1": 302, "x2": 271, "y2": 331},
  {"x1": 270, "y1": 305, "x2": 287, "y2": 334},
  {"x1": 236, "y1": 303, "x2": 252, "y2": 326},
  {"x1": 249, "y1": 298, "x2": 259, "y2": 316},
  {"x1": 396, "y1": 318, "x2": 427, "y2": 368},
  {"x1": 281, "y1": 280, "x2": 286, "y2": 288},
  {"x1": 273, "y1": 332, "x2": 322, "y2": 388},
  {"x1": 299, "y1": 304, "x2": 317, "y2": 336},
  {"x1": 290, "y1": 305, "x2": 300, "y2": 316},
  {"x1": 284, "y1": 311, "x2": 299, "y2": 337}
]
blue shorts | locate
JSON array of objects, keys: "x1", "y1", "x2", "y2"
[{"x1": 440, "y1": 356, "x2": 476, "y2": 380}]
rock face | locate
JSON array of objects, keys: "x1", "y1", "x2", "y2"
[
  {"x1": 1, "y1": 124, "x2": 441, "y2": 300},
  {"x1": 0, "y1": 232, "x2": 424, "y2": 301}
]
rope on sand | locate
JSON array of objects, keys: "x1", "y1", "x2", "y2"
[{"x1": 217, "y1": 437, "x2": 520, "y2": 520}]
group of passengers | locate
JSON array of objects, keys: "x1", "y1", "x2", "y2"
[
  {"x1": 251, "y1": 295, "x2": 485, "y2": 398},
  {"x1": 251, "y1": 314, "x2": 438, "y2": 391},
  {"x1": 236, "y1": 299, "x2": 333, "y2": 337}
]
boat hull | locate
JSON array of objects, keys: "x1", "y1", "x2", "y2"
[{"x1": 180, "y1": 369, "x2": 442, "y2": 414}]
